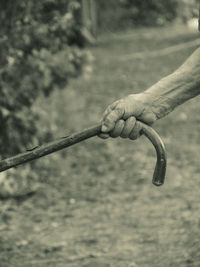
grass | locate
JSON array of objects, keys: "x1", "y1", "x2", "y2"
[{"x1": 0, "y1": 25, "x2": 200, "y2": 267}]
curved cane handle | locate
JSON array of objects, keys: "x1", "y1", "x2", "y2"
[
  {"x1": 138, "y1": 122, "x2": 167, "y2": 186},
  {"x1": 0, "y1": 122, "x2": 166, "y2": 186}
]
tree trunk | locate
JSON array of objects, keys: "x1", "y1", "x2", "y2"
[{"x1": 81, "y1": 0, "x2": 97, "y2": 38}]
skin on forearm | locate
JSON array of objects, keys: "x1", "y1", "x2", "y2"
[
  {"x1": 100, "y1": 47, "x2": 200, "y2": 138},
  {"x1": 144, "y1": 47, "x2": 200, "y2": 119}
]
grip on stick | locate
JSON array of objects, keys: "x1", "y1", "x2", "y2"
[{"x1": 0, "y1": 122, "x2": 166, "y2": 186}]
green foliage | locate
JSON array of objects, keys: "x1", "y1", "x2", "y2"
[{"x1": 0, "y1": 0, "x2": 87, "y2": 156}]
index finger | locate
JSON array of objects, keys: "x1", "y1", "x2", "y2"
[
  {"x1": 102, "y1": 101, "x2": 119, "y2": 122},
  {"x1": 102, "y1": 104, "x2": 125, "y2": 132}
]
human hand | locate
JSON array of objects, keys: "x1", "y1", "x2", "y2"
[{"x1": 99, "y1": 93, "x2": 158, "y2": 140}]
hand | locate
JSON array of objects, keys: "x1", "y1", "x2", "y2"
[{"x1": 99, "y1": 93, "x2": 158, "y2": 140}]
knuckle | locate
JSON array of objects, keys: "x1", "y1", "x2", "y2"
[
  {"x1": 115, "y1": 101, "x2": 124, "y2": 110},
  {"x1": 127, "y1": 116, "x2": 136, "y2": 123},
  {"x1": 126, "y1": 117, "x2": 136, "y2": 129},
  {"x1": 117, "y1": 119, "x2": 125, "y2": 127},
  {"x1": 102, "y1": 107, "x2": 112, "y2": 118},
  {"x1": 109, "y1": 110, "x2": 122, "y2": 121},
  {"x1": 115, "y1": 107, "x2": 123, "y2": 115},
  {"x1": 104, "y1": 116, "x2": 113, "y2": 125}
]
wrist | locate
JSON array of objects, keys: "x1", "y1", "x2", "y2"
[
  {"x1": 129, "y1": 91, "x2": 173, "y2": 120},
  {"x1": 144, "y1": 48, "x2": 200, "y2": 118},
  {"x1": 127, "y1": 93, "x2": 159, "y2": 123},
  {"x1": 142, "y1": 91, "x2": 174, "y2": 119}
]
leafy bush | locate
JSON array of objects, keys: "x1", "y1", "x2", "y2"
[{"x1": 0, "y1": 0, "x2": 87, "y2": 157}]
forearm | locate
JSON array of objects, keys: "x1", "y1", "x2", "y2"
[
  {"x1": 144, "y1": 47, "x2": 200, "y2": 119},
  {"x1": 100, "y1": 47, "x2": 200, "y2": 138}
]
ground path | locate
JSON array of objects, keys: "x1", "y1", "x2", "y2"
[{"x1": 0, "y1": 25, "x2": 200, "y2": 267}]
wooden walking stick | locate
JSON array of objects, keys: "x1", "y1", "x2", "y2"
[{"x1": 0, "y1": 121, "x2": 167, "y2": 186}]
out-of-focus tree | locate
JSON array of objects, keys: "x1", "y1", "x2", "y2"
[
  {"x1": 0, "y1": 0, "x2": 87, "y2": 157},
  {"x1": 120, "y1": 0, "x2": 179, "y2": 26},
  {"x1": 98, "y1": 0, "x2": 198, "y2": 31},
  {"x1": 177, "y1": 0, "x2": 199, "y2": 23},
  {"x1": 81, "y1": 0, "x2": 98, "y2": 38}
]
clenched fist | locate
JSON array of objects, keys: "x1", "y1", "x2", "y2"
[{"x1": 99, "y1": 93, "x2": 158, "y2": 140}]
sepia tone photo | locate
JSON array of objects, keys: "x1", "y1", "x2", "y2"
[{"x1": 0, "y1": 0, "x2": 200, "y2": 266}]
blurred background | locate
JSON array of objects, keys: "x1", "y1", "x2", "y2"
[{"x1": 0, "y1": 0, "x2": 200, "y2": 266}]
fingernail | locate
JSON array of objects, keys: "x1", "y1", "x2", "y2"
[{"x1": 101, "y1": 125, "x2": 108, "y2": 132}]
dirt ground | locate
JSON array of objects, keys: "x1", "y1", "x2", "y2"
[{"x1": 0, "y1": 25, "x2": 200, "y2": 267}]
